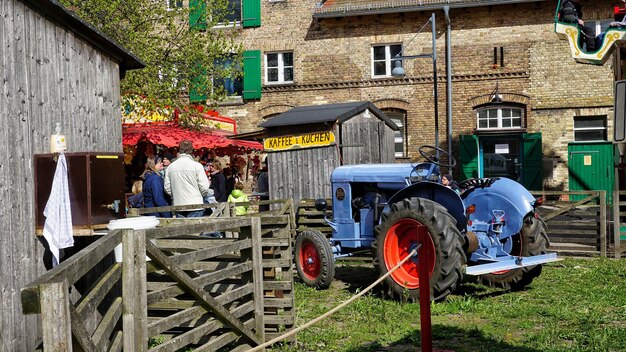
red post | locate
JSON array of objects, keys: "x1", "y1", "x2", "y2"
[{"x1": 418, "y1": 239, "x2": 433, "y2": 352}]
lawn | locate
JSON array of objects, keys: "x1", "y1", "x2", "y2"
[{"x1": 269, "y1": 257, "x2": 626, "y2": 352}]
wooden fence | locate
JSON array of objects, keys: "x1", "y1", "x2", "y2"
[
  {"x1": 22, "y1": 200, "x2": 297, "y2": 351},
  {"x1": 612, "y1": 190, "x2": 626, "y2": 259},
  {"x1": 531, "y1": 190, "x2": 609, "y2": 257}
]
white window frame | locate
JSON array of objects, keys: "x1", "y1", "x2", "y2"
[
  {"x1": 371, "y1": 44, "x2": 402, "y2": 78},
  {"x1": 573, "y1": 115, "x2": 607, "y2": 141},
  {"x1": 476, "y1": 106, "x2": 523, "y2": 130},
  {"x1": 264, "y1": 52, "x2": 294, "y2": 84}
]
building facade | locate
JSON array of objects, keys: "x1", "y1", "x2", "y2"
[{"x1": 211, "y1": 0, "x2": 617, "y2": 191}]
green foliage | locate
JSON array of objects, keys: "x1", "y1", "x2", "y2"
[
  {"x1": 273, "y1": 258, "x2": 626, "y2": 352},
  {"x1": 59, "y1": 0, "x2": 243, "y2": 123}
]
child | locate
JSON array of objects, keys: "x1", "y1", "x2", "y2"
[
  {"x1": 228, "y1": 181, "x2": 249, "y2": 216},
  {"x1": 127, "y1": 180, "x2": 144, "y2": 209}
]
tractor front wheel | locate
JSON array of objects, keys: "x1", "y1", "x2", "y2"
[
  {"x1": 295, "y1": 230, "x2": 335, "y2": 289},
  {"x1": 373, "y1": 198, "x2": 466, "y2": 302},
  {"x1": 478, "y1": 216, "x2": 549, "y2": 290}
]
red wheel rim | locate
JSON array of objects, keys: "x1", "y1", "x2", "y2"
[
  {"x1": 299, "y1": 239, "x2": 321, "y2": 280},
  {"x1": 492, "y1": 234, "x2": 523, "y2": 275},
  {"x1": 384, "y1": 218, "x2": 436, "y2": 289}
]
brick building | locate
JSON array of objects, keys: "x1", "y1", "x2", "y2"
[{"x1": 211, "y1": 0, "x2": 618, "y2": 191}]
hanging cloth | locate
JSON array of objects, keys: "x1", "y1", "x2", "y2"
[{"x1": 42, "y1": 154, "x2": 74, "y2": 267}]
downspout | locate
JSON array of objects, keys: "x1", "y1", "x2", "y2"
[{"x1": 444, "y1": 6, "x2": 453, "y2": 175}]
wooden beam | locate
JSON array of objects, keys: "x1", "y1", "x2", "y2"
[
  {"x1": 122, "y1": 229, "x2": 148, "y2": 351},
  {"x1": 40, "y1": 281, "x2": 73, "y2": 352}
]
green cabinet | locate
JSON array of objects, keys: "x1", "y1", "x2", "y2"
[{"x1": 568, "y1": 142, "x2": 614, "y2": 204}]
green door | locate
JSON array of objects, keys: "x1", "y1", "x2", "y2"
[{"x1": 568, "y1": 142, "x2": 614, "y2": 204}]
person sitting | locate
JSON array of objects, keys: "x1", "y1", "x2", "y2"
[
  {"x1": 228, "y1": 182, "x2": 249, "y2": 216},
  {"x1": 441, "y1": 174, "x2": 461, "y2": 194},
  {"x1": 559, "y1": 0, "x2": 596, "y2": 52}
]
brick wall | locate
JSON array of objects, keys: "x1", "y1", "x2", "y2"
[{"x1": 217, "y1": 0, "x2": 617, "y2": 189}]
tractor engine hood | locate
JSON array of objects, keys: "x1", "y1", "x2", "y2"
[{"x1": 331, "y1": 164, "x2": 414, "y2": 189}]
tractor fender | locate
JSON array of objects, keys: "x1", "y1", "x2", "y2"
[
  {"x1": 461, "y1": 177, "x2": 535, "y2": 237},
  {"x1": 384, "y1": 182, "x2": 466, "y2": 232}
]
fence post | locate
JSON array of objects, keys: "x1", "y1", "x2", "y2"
[
  {"x1": 613, "y1": 172, "x2": 621, "y2": 259},
  {"x1": 40, "y1": 281, "x2": 73, "y2": 352},
  {"x1": 122, "y1": 229, "x2": 148, "y2": 351},
  {"x1": 241, "y1": 217, "x2": 265, "y2": 342},
  {"x1": 600, "y1": 191, "x2": 607, "y2": 257}
]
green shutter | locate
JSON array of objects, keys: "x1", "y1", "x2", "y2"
[
  {"x1": 189, "y1": 64, "x2": 207, "y2": 103},
  {"x1": 459, "y1": 134, "x2": 479, "y2": 181},
  {"x1": 243, "y1": 50, "x2": 262, "y2": 100},
  {"x1": 189, "y1": 0, "x2": 207, "y2": 30},
  {"x1": 523, "y1": 132, "x2": 543, "y2": 190},
  {"x1": 242, "y1": 0, "x2": 261, "y2": 27}
]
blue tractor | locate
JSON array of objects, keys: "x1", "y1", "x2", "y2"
[{"x1": 295, "y1": 145, "x2": 559, "y2": 301}]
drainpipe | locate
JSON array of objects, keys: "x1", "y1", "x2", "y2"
[{"x1": 444, "y1": 5, "x2": 453, "y2": 175}]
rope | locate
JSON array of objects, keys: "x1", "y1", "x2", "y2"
[{"x1": 247, "y1": 245, "x2": 421, "y2": 352}]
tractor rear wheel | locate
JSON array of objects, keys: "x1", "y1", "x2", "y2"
[
  {"x1": 373, "y1": 198, "x2": 466, "y2": 302},
  {"x1": 478, "y1": 216, "x2": 549, "y2": 290},
  {"x1": 295, "y1": 229, "x2": 335, "y2": 289}
]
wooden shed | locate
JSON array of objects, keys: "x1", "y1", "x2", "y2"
[
  {"x1": 259, "y1": 101, "x2": 398, "y2": 205},
  {"x1": 1, "y1": 0, "x2": 143, "y2": 350}
]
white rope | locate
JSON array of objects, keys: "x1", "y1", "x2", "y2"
[{"x1": 247, "y1": 245, "x2": 421, "y2": 352}]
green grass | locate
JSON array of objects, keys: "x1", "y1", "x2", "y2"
[{"x1": 269, "y1": 258, "x2": 626, "y2": 352}]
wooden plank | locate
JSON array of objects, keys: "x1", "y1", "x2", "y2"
[
  {"x1": 75, "y1": 263, "x2": 121, "y2": 322},
  {"x1": 147, "y1": 306, "x2": 206, "y2": 337},
  {"x1": 68, "y1": 306, "x2": 97, "y2": 351},
  {"x1": 150, "y1": 319, "x2": 223, "y2": 352},
  {"x1": 242, "y1": 217, "x2": 266, "y2": 342},
  {"x1": 263, "y1": 315, "x2": 295, "y2": 325},
  {"x1": 263, "y1": 298, "x2": 294, "y2": 308},
  {"x1": 145, "y1": 241, "x2": 262, "y2": 346},
  {"x1": 192, "y1": 331, "x2": 240, "y2": 352},
  {"x1": 146, "y1": 262, "x2": 252, "y2": 305},
  {"x1": 262, "y1": 281, "x2": 293, "y2": 290},
  {"x1": 92, "y1": 297, "x2": 122, "y2": 351},
  {"x1": 108, "y1": 331, "x2": 123, "y2": 352},
  {"x1": 122, "y1": 229, "x2": 148, "y2": 352},
  {"x1": 40, "y1": 281, "x2": 73, "y2": 352},
  {"x1": 170, "y1": 239, "x2": 251, "y2": 265},
  {"x1": 542, "y1": 194, "x2": 598, "y2": 220}
]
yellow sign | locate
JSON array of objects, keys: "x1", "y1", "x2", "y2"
[
  {"x1": 584, "y1": 155, "x2": 592, "y2": 166},
  {"x1": 264, "y1": 131, "x2": 336, "y2": 152}
]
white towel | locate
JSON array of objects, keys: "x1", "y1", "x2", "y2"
[{"x1": 42, "y1": 153, "x2": 74, "y2": 267}]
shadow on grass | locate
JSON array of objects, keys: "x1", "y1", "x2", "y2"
[
  {"x1": 333, "y1": 264, "x2": 518, "y2": 301},
  {"x1": 344, "y1": 325, "x2": 542, "y2": 352}
]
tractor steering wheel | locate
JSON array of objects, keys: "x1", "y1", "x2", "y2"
[{"x1": 418, "y1": 145, "x2": 457, "y2": 168}]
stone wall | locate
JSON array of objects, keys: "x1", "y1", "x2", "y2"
[{"x1": 218, "y1": 0, "x2": 617, "y2": 189}]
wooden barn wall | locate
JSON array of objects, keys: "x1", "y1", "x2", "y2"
[
  {"x1": 341, "y1": 110, "x2": 396, "y2": 164},
  {"x1": 1, "y1": 1, "x2": 123, "y2": 350},
  {"x1": 268, "y1": 146, "x2": 339, "y2": 205}
]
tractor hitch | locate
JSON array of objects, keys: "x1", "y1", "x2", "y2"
[{"x1": 464, "y1": 253, "x2": 562, "y2": 276}]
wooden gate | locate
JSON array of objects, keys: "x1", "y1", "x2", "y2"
[{"x1": 22, "y1": 205, "x2": 297, "y2": 351}]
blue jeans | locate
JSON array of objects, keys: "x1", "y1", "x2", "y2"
[{"x1": 175, "y1": 210, "x2": 204, "y2": 218}]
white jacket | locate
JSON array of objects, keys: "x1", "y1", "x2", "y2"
[{"x1": 164, "y1": 154, "x2": 211, "y2": 207}]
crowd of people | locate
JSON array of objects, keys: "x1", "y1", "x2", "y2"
[{"x1": 126, "y1": 139, "x2": 268, "y2": 219}]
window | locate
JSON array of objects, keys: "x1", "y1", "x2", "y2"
[
  {"x1": 476, "y1": 107, "x2": 523, "y2": 130},
  {"x1": 167, "y1": 0, "x2": 183, "y2": 9},
  {"x1": 372, "y1": 44, "x2": 402, "y2": 77},
  {"x1": 574, "y1": 116, "x2": 607, "y2": 141},
  {"x1": 383, "y1": 109, "x2": 407, "y2": 158},
  {"x1": 223, "y1": 0, "x2": 242, "y2": 24},
  {"x1": 213, "y1": 55, "x2": 243, "y2": 96},
  {"x1": 265, "y1": 52, "x2": 293, "y2": 84}
]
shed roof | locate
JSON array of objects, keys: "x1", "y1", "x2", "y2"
[
  {"x1": 21, "y1": 0, "x2": 144, "y2": 75},
  {"x1": 258, "y1": 101, "x2": 398, "y2": 130}
]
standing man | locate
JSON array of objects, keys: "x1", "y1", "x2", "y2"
[
  {"x1": 559, "y1": 0, "x2": 596, "y2": 52},
  {"x1": 164, "y1": 140, "x2": 211, "y2": 217}
]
